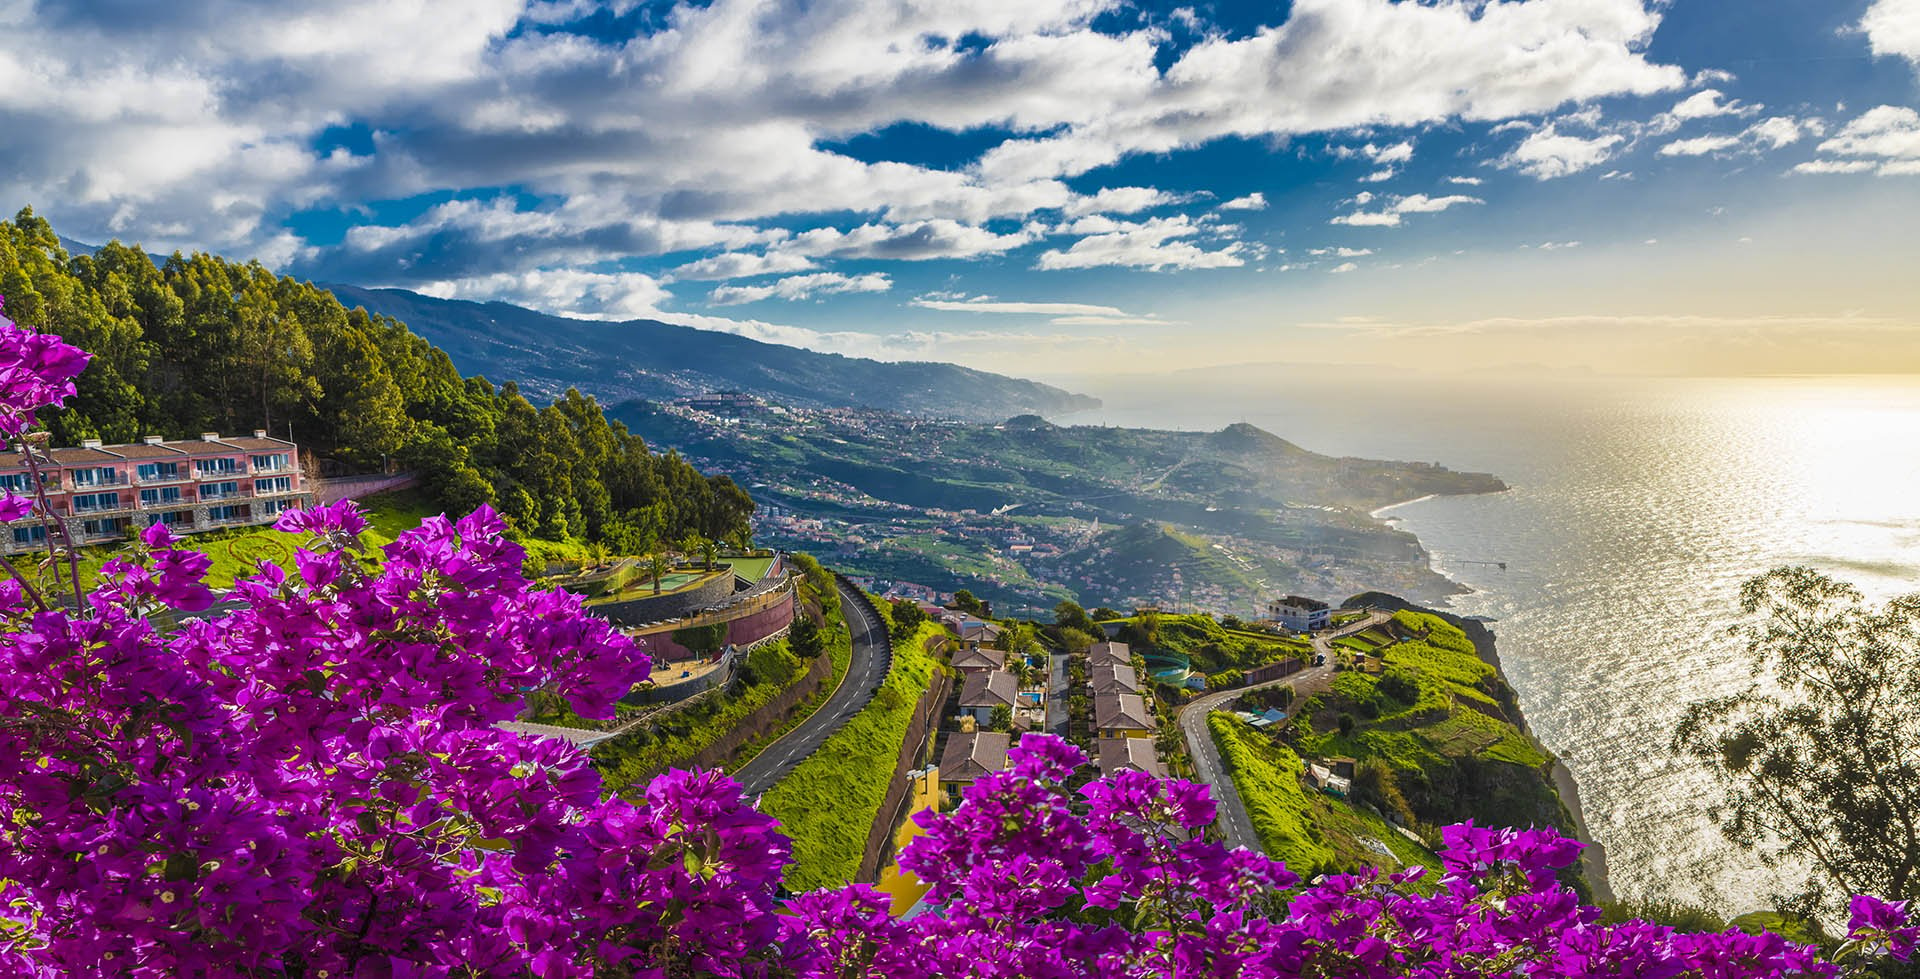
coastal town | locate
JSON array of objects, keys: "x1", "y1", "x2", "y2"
[{"x1": 618, "y1": 392, "x2": 1499, "y2": 618}]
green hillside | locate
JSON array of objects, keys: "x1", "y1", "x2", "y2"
[{"x1": 1281, "y1": 611, "x2": 1572, "y2": 836}]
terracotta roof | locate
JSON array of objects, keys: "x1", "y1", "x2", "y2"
[
  {"x1": 1096, "y1": 737, "x2": 1164, "y2": 778},
  {"x1": 1095, "y1": 692, "x2": 1152, "y2": 732},
  {"x1": 958, "y1": 670, "x2": 1018, "y2": 709},
  {"x1": 1090, "y1": 664, "x2": 1139, "y2": 695},
  {"x1": 938, "y1": 730, "x2": 1011, "y2": 783}
]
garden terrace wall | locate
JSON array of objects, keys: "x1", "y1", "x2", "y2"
[
  {"x1": 627, "y1": 576, "x2": 798, "y2": 662},
  {"x1": 1245, "y1": 657, "x2": 1306, "y2": 686}
]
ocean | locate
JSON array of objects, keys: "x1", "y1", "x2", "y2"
[{"x1": 1057, "y1": 371, "x2": 1920, "y2": 914}]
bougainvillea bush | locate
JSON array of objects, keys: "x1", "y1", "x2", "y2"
[{"x1": 0, "y1": 305, "x2": 1915, "y2": 977}]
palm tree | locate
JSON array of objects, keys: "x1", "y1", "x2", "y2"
[
  {"x1": 698, "y1": 536, "x2": 719, "y2": 572},
  {"x1": 648, "y1": 552, "x2": 671, "y2": 595}
]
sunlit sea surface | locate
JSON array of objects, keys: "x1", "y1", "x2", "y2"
[{"x1": 1059, "y1": 373, "x2": 1920, "y2": 913}]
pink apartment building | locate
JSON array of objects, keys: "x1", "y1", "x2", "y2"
[{"x1": 0, "y1": 431, "x2": 311, "y2": 555}]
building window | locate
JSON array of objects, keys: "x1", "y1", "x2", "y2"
[
  {"x1": 153, "y1": 510, "x2": 192, "y2": 528},
  {"x1": 136, "y1": 462, "x2": 182, "y2": 482},
  {"x1": 207, "y1": 505, "x2": 242, "y2": 521},
  {"x1": 12, "y1": 526, "x2": 45, "y2": 546},
  {"x1": 70, "y1": 467, "x2": 116, "y2": 487},
  {"x1": 200, "y1": 480, "x2": 239, "y2": 501},
  {"x1": 73, "y1": 492, "x2": 120, "y2": 512},
  {"x1": 140, "y1": 487, "x2": 183, "y2": 506},
  {"x1": 0, "y1": 473, "x2": 33, "y2": 493},
  {"x1": 259, "y1": 499, "x2": 291, "y2": 516},
  {"x1": 82, "y1": 519, "x2": 123, "y2": 538},
  {"x1": 251, "y1": 453, "x2": 290, "y2": 473},
  {"x1": 194, "y1": 457, "x2": 239, "y2": 475},
  {"x1": 255, "y1": 476, "x2": 292, "y2": 495}
]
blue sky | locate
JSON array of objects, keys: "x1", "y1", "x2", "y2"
[{"x1": 4, "y1": 0, "x2": 1919, "y2": 376}]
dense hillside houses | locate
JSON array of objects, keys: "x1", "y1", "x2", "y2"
[{"x1": 1, "y1": 431, "x2": 308, "y2": 554}]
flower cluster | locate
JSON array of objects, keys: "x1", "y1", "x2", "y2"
[{"x1": 0, "y1": 308, "x2": 1910, "y2": 977}]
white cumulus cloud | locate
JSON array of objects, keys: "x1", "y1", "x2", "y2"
[
  {"x1": 1659, "y1": 134, "x2": 1742, "y2": 157},
  {"x1": 1796, "y1": 105, "x2": 1920, "y2": 176},
  {"x1": 1035, "y1": 215, "x2": 1245, "y2": 270},
  {"x1": 1331, "y1": 193, "x2": 1483, "y2": 228},
  {"x1": 1862, "y1": 0, "x2": 1920, "y2": 70},
  {"x1": 1500, "y1": 126, "x2": 1626, "y2": 179},
  {"x1": 708, "y1": 271, "x2": 892, "y2": 306}
]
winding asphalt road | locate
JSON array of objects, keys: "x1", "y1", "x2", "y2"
[
  {"x1": 1178, "y1": 610, "x2": 1392, "y2": 852},
  {"x1": 732, "y1": 577, "x2": 892, "y2": 799}
]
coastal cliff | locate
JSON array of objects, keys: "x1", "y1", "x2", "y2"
[{"x1": 1342, "y1": 592, "x2": 1612, "y2": 900}]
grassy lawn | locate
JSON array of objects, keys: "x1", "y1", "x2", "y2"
[
  {"x1": 1128, "y1": 614, "x2": 1313, "y2": 676},
  {"x1": 1209, "y1": 714, "x2": 1439, "y2": 881},
  {"x1": 726, "y1": 555, "x2": 778, "y2": 581},
  {"x1": 2, "y1": 489, "x2": 438, "y2": 593},
  {"x1": 762, "y1": 621, "x2": 944, "y2": 891},
  {"x1": 1284, "y1": 610, "x2": 1567, "y2": 835}
]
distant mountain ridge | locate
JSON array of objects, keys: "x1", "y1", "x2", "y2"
[{"x1": 321, "y1": 284, "x2": 1099, "y2": 421}]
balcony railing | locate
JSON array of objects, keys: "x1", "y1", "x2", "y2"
[
  {"x1": 67, "y1": 475, "x2": 132, "y2": 488},
  {"x1": 137, "y1": 472, "x2": 193, "y2": 486}
]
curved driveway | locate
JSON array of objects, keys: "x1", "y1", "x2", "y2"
[
  {"x1": 733, "y1": 577, "x2": 892, "y2": 799},
  {"x1": 1179, "y1": 610, "x2": 1392, "y2": 851}
]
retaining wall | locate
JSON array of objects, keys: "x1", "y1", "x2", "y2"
[
  {"x1": 668, "y1": 647, "x2": 836, "y2": 777},
  {"x1": 1245, "y1": 657, "x2": 1306, "y2": 686},
  {"x1": 856, "y1": 636, "x2": 956, "y2": 883},
  {"x1": 628, "y1": 577, "x2": 798, "y2": 662}
]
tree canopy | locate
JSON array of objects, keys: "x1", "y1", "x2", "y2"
[{"x1": 1675, "y1": 567, "x2": 1920, "y2": 918}]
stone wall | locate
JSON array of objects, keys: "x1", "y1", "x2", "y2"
[{"x1": 627, "y1": 575, "x2": 798, "y2": 663}]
